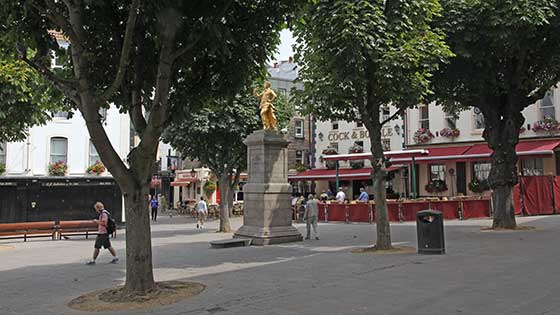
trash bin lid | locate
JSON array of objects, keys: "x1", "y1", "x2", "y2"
[{"x1": 416, "y1": 209, "x2": 442, "y2": 217}]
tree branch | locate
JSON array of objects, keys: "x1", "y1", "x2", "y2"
[
  {"x1": 99, "y1": 0, "x2": 142, "y2": 102},
  {"x1": 29, "y1": 1, "x2": 81, "y2": 45},
  {"x1": 381, "y1": 107, "x2": 405, "y2": 126},
  {"x1": 527, "y1": 78, "x2": 560, "y2": 106},
  {"x1": 20, "y1": 56, "x2": 81, "y2": 106}
]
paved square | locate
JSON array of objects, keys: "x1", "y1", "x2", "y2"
[{"x1": 1, "y1": 215, "x2": 559, "y2": 315}]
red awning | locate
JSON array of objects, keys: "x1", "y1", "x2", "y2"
[
  {"x1": 461, "y1": 140, "x2": 560, "y2": 161},
  {"x1": 289, "y1": 165, "x2": 405, "y2": 182},
  {"x1": 170, "y1": 177, "x2": 199, "y2": 187}
]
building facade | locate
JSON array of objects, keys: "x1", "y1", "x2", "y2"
[{"x1": 405, "y1": 88, "x2": 560, "y2": 197}]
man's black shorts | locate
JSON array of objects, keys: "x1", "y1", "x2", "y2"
[{"x1": 94, "y1": 233, "x2": 111, "y2": 249}]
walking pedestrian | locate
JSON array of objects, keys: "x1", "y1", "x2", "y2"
[
  {"x1": 305, "y1": 194, "x2": 319, "y2": 240},
  {"x1": 196, "y1": 197, "x2": 208, "y2": 229},
  {"x1": 86, "y1": 202, "x2": 118, "y2": 265},
  {"x1": 150, "y1": 195, "x2": 159, "y2": 222}
]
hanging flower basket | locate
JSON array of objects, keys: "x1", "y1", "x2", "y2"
[
  {"x1": 439, "y1": 127, "x2": 460, "y2": 138},
  {"x1": 533, "y1": 118, "x2": 560, "y2": 133},
  {"x1": 468, "y1": 178, "x2": 490, "y2": 193},
  {"x1": 48, "y1": 161, "x2": 68, "y2": 176},
  {"x1": 0, "y1": 163, "x2": 5, "y2": 175},
  {"x1": 86, "y1": 161, "x2": 106, "y2": 175},
  {"x1": 519, "y1": 127, "x2": 526, "y2": 134},
  {"x1": 203, "y1": 181, "x2": 217, "y2": 196},
  {"x1": 348, "y1": 143, "x2": 364, "y2": 169},
  {"x1": 413, "y1": 128, "x2": 434, "y2": 143},
  {"x1": 425, "y1": 180, "x2": 448, "y2": 194},
  {"x1": 322, "y1": 146, "x2": 338, "y2": 170},
  {"x1": 295, "y1": 162, "x2": 307, "y2": 173}
]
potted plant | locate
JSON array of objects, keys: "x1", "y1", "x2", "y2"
[
  {"x1": 413, "y1": 128, "x2": 434, "y2": 143},
  {"x1": 48, "y1": 161, "x2": 68, "y2": 176},
  {"x1": 519, "y1": 126, "x2": 526, "y2": 134},
  {"x1": 425, "y1": 179, "x2": 448, "y2": 199},
  {"x1": 0, "y1": 163, "x2": 5, "y2": 175},
  {"x1": 203, "y1": 181, "x2": 217, "y2": 197},
  {"x1": 468, "y1": 178, "x2": 490, "y2": 198},
  {"x1": 348, "y1": 143, "x2": 364, "y2": 169},
  {"x1": 295, "y1": 162, "x2": 307, "y2": 173},
  {"x1": 86, "y1": 161, "x2": 106, "y2": 175},
  {"x1": 532, "y1": 117, "x2": 560, "y2": 134},
  {"x1": 322, "y1": 146, "x2": 338, "y2": 170},
  {"x1": 440, "y1": 127, "x2": 460, "y2": 138}
]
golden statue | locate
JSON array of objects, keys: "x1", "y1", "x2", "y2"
[{"x1": 253, "y1": 81, "x2": 278, "y2": 130}]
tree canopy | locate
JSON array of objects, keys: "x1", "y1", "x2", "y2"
[{"x1": 433, "y1": 0, "x2": 560, "y2": 228}]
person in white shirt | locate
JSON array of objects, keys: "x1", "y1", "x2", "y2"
[
  {"x1": 336, "y1": 188, "x2": 346, "y2": 204},
  {"x1": 196, "y1": 197, "x2": 208, "y2": 229}
]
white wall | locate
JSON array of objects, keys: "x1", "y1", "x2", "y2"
[
  {"x1": 3, "y1": 105, "x2": 130, "y2": 176},
  {"x1": 406, "y1": 87, "x2": 560, "y2": 146},
  {"x1": 314, "y1": 105, "x2": 405, "y2": 169}
]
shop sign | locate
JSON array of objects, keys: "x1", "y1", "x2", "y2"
[{"x1": 327, "y1": 128, "x2": 393, "y2": 141}]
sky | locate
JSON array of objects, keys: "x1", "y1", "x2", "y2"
[{"x1": 272, "y1": 29, "x2": 296, "y2": 63}]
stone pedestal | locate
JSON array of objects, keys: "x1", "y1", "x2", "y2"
[{"x1": 234, "y1": 130, "x2": 303, "y2": 245}]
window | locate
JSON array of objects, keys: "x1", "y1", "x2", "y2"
[
  {"x1": 0, "y1": 142, "x2": 6, "y2": 165},
  {"x1": 277, "y1": 88, "x2": 287, "y2": 96},
  {"x1": 355, "y1": 141, "x2": 364, "y2": 148},
  {"x1": 429, "y1": 164, "x2": 445, "y2": 182},
  {"x1": 473, "y1": 107, "x2": 485, "y2": 129},
  {"x1": 329, "y1": 142, "x2": 339, "y2": 152},
  {"x1": 445, "y1": 112, "x2": 457, "y2": 129},
  {"x1": 89, "y1": 140, "x2": 100, "y2": 166},
  {"x1": 382, "y1": 139, "x2": 391, "y2": 151},
  {"x1": 295, "y1": 150, "x2": 304, "y2": 164},
  {"x1": 540, "y1": 90, "x2": 555, "y2": 120},
  {"x1": 332, "y1": 121, "x2": 339, "y2": 130},
  {"x1": 419, "y1": 105, "x2": 429, "y2": 129},
  {"x1": 50, "y1": 137, "x2": 68, "y2": 164},
  {"x1": 472, "y1": 162, "x2": 491, "y2": 180},
  {"x1": 382, "y1": 107, "x2": 390, "y2": 121},
  {"x1": 294, "y1": 120, "x2": 304, "y2": 138},
  {"x1": 522, "y1": 158, "x2": 544, "y2": 176},
  {"x1": 356, "y1": 121, "x2": 363, "y2": 128}
]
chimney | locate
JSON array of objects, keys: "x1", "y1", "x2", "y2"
[{"x1": 273, "y1": 62, "x2": 279, "y2": 68}]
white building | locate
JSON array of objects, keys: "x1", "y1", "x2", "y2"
[
  {"x1": 406, "y1": 88, "x2": 560, "y2": 197},
  {"x1": 1, "y1": 107, "x2": 131, "y2": 176}
]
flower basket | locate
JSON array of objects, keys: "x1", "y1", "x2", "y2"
[
  {"x1": 203, "y1": 181, "x2": 217, "y2": 196},
  {"x1": 532, "y1": 118, "x2": 560, "y2": 134},
  {"x1": 86, "y1": 161, "x2": 106, "y2": 175},
  {"x1": 468, "y1": 178, "x2": 490, "y2": 194},
  {"x1": 425, "y1": 180, "x2": 448, "y2": 194},
  {"x1": 322, "y1": 146, "x2": 338, "y2": 170},
  {"x1": 295, "y1": 162, "x2": 307, "y2": 173},
  {"x1": 439, "y1": 127, "x2": 460, "y2": 138},
  {"x1": 348, "y1": 143, "x2": 364, "y2": 169},
  {"x1": 48, "y1": 161, "x2": 67, "y2": 176},
  {"x1": 413, "y1": 128, "x2": 434, "y2": 143},
  {"x1": 0, "y1": 163, "x2": 5, "y2": 175},
  {"x1": 519, "y1": 127, "x2": 526, "y2": 134}
]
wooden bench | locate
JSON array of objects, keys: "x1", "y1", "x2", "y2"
[
  {"x1": 57, "y1": 220, "x2": 117, "y2": 240},
  {"x1": 0, "y1": 221, "x2": 57, "y2": 242}
]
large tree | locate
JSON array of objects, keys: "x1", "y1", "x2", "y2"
[
  {"x1": 293, "y1": 0, "x2": 451, "y2": 249},
  {"x1": 164, "y1": 91, "x2": 294, "y2": 232},
  {"x1": 433, "y1": 0, "x2": 560, "y2": 229},
  {"x1": 1, "y1": 0, "x2": 296, "y2": 296}
]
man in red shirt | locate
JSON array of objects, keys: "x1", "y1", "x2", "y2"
[{"x1": 86, "y1": 202, "x2": 118, "y2": 265}]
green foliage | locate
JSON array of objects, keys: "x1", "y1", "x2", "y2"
[
  {"x1": 203, "y1": 181, "x2": 217, "y2": 195},
  {"x1": 0, "y1": 163, "x2": 5, "y2": 175},
  {"x1": 0, "y1": 60, "x2": 64, "y2": 142},
  {"x1": 87, "y1": 161, "x2": 106, "y2": 175},
  {"x1": 48, "y1": 161, "x2": 67, "y2": 176},
  {"x1": 293, "y1": 0, "x2": 452, "y2": 123},
  {"x1": 433, "y1": 0, "x2": 560, "y2": 113},
  {"x1": 425, "y1": 179, "x2": 448, "y2": 194},
  {"x1": 164, "y1": 88, "x2": 295, "y2": 177},
  {"x1": 468, "y1": 178, "x2": 490, "y2": 193}
]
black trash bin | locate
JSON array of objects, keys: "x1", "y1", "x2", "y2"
[{"x1": 416, "y1": 210, "x2": 445, "y2": 254}]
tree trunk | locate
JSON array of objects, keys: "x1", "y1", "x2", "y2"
[
  {"x1": 218, "y1": 174, "x2": 232, "y2": 232},
  {"x1": 483, "y1": 106, "x2": 523, "y2": 229},
  {"x1": 123, "y1": 184, "x2": 156, "y2": 294},
  {"x1": 369, "y1": 126, "x2": 392, "y2": 250}
]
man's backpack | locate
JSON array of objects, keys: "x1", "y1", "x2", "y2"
[{"x1": 103, "y1": 210, "x2": 117, "y2": 235}]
